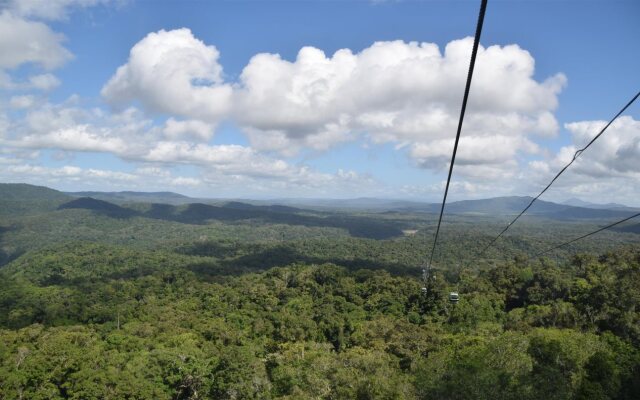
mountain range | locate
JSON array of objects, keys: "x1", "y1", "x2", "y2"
[
  {"x1": 0, "y1": 183, "x2": 638, "y2": 225},
  {"x1": 561, "y1": 197, "x2": 632, "y2": 210}
]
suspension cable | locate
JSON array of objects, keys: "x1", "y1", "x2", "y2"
[
  {"x1": 474, "y1": 90, "x2": 640, "y2": 260},
  {"x1": 528, "y1": 212, "x2": 640, "y2": 260},
  {"x1": 426, "y1": 0, "x2": 488, "y2": 273}
]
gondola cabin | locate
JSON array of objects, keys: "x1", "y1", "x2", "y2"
[{"x1": 449, "y1": 292, "x2": 459, "y2": 303}]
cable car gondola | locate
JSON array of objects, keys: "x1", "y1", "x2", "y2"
[{"x1": 449, "y1": 292, "x2": 459, "y2": 303}]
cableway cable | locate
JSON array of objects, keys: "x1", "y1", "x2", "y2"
[
  {"x1": 527, "y1": 212, "x2": 640, "y2": 260},
  {"x1": 426, "y1": 0, "x2": 488, "y2": 272},
  {"x1": 474, "y1": 90, "x2": 640, "y2": 260}
]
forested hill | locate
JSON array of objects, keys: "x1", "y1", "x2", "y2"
[
  {"x1": 0, "y1": 183, "x2": 71, "y2": 216},
  {"x1": 3, "y1": 183, "x2": 638, "y2": 220},
  {"x1": 1, "y1": 183, "x2": 639, "y2": 267}
]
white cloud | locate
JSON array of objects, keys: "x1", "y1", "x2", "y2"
[
  {"x1": 0, "y1": 152, "x2": 375, "y2": 197},
  {"x1": 18, "y1": 25, "x2": 635, "y2": 201},
  {"x1": 562, "y1": 117, "x2": 640, "y2": 177},
  {"x1": 102, "y1": 28, "x2": 232, "y2": 124},
  {"x1": 0, "y1": 11, "x2": 67, "y2": 94},
  {"x1": 170, "y1": 176, "x2": 201, "y2": 187},
  {"x1": 520, "y1": 116, "x2": 640, "y2": 206},
  {"x1": 409, "y1": 134, "x2": 539, "y2": 179},
  {"x1": 16, "y1": 124, "x2": 130, "y2": 154},
  {"x1": 0, "y1": 163, "x2": 151, "y2": 190},
  {"x1": 0, "y1": 70, "x2": 14, "y2": 89},
  {"x1": 138, "y1": 141, "x2": 349, "y2": 185},
  {"x1": 2, "y1": 101, "x2": 158, "y2": 157},
  {"x1": 234, "y1": 38, "x2": 565, "y2": 172},
  {"x1": 28, "y1": 73, "x2": 61, "y2": 90},
  {"x1": 0, "y1": 98, "x2": 376, "y2": 196},
  {"x1": 9, "y1": 95, "x2": 36, "y2": 109},
  {"x1": 0, "y1": 71, "x2": 61, "y2": 91},
  {"x1": 0, "y1": 11, "x2": 72, "y2": 70},
  {"x1": 22, "y1": 101, "x2": 91, "y2": 134},
  {"x1": 163, "y1": 118, "x2": 214, "y2": 141},
  {"x1": 401, "y1": 179, "x2": 491, "y2": 200},
  {"x1": 100, "y1": 32, "x2": 564, "y2": 175}
]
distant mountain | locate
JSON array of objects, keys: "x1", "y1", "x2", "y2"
[
  {"x1": 266, "y1": 197, "x2": 433, "y2": 211},
  {"x1": 562, "y1": 197, "x2": 630, "y2": 210},
  {"x1": 3, "y1": 183, "x2": 637, "y2": 223},
  {"x1": 433, "y1": 196, "x2": 637, "y2": 220},
  {"x1": 0, "y1": 183, "x2": 71, "y2": 216},
  {"x1": 66, "y1": 190, "x2": 195, "y2": 205},
  {"x1": 268, "y1": 196, "x2": 637, "y2": 220}
]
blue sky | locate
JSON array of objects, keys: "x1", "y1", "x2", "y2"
[{"x1": 1, "y1": 0, "x2": 639, "y2": 204}]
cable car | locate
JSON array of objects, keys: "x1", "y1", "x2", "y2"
[
  {"x1": 449, "y1": 292, "x2": 459, "y2": 303},
  {"x1": 421, "y1": 287, "x2": 428, "y2": 294}
]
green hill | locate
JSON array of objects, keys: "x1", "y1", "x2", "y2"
[{"x1": 0, "y1": 183, "x2": 71, "y2": 217}]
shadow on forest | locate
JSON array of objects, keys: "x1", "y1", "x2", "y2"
[
  {"x1": 58, "y1": 198, "x2": 405, "y2": 240},
  {"x1": 0, "y1": 225, "x2": 9, "y2": 266},
  {"x1": 614, "y1": 222, "x2": 640, "y2": 234},
  {"x1": 0, "y1": 225, "x2": 23, "y2": 267},
  {"x1": 58, "y1": 197, "x2": 137, "y2": 218},
  {"x1": 184, "y1": 244, "x2": 418, "y2": 279}
]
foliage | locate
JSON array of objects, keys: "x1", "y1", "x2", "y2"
[
  {"x1": 0, "y1": 241, "x2": 639, "y2": 398},
  {"x1": 1, "y1": 185, "x2": 640, "y2": 398}
]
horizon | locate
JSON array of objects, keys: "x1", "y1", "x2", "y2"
[
  {"x1": 1, "y1": 1, "x2": 639, "y2": 205},
  {"x1": 2, "y1": 181, "x2": 636, "y2": 208}
]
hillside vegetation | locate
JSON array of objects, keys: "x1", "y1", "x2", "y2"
[
  {"x1": 0, "y1": 183, "x2": 71, "y2": 217},
  {"x1": 1, "y1": 243, "x2": 639, "y2": 399},
  {"x1": 0, "y1": 184, "x2": 639, "y2": 399}
]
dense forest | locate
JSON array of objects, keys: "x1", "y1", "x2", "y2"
[{"x1": 0, "y1": 184, "x2": 639, "y2": 399}]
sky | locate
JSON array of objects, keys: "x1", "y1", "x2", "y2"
[{"x1": 0, "y1": 0, "x2": 639, "y2": 205}]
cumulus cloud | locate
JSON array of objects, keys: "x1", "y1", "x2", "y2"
[
  {"x1": 562, "y1": 116, "x2": 640, "y2": 177},
  {"x1": 97, "y1": 30, "x2": 568, "y2": 181},
  {"x1": 0, "y1": 98, "x2": 375, "y2": 196},
  {"x1": 16, "y1": 125, "x2": 130, "y2": 154},
  {"x1": 5, "y1": 23, "x2": 594, "y2": 199},
  {"x1": 0, "y1": 162, "x2": 202, "y2": 191},
  {"x1": 3, "y1": 101, "x2": 156, "y2": 156},
  {"x1": 102, "y1": 28, "x2": 232, "y2": 124},
  {"x1": 138, "y1": 141, "x2": 367, "y2": 188},
  {"x1": 401, "y1": 179, "x2": 492, "y2": 200},
  {"x1": 100, "y1": 31, "x2": 565, "y2": 176},
  {"x1": 0, "y1": 150, "x2": 375, "y2": 197},
  {"x1": 521, "y1": 116, "x2": 640, "y2": 205},
  {"x1": 234, "y1": 38, "x2": 566, "y2": 174},
  {"x1": 163, "y1": 118, "x2": 214, "y2": 141},
  {"x1": 29, "y1": 73, "x2": 61, "y2": 90},
  {"x1": 0, "y1": 11, "x2": 72, "y2": 69},
  {"x1": 0, "y1": 10, "x2": 67, "y2": 94},
  {"x1": 0, "y1": 71, "x2": 61, "y2": 91},
  {"x1": 9, "y1": 95, "x2": 36, "y2": 109}
]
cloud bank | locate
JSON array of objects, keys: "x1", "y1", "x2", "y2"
[{"x1": 2, "y1": 20, "x2": 636, "y2": 201}]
